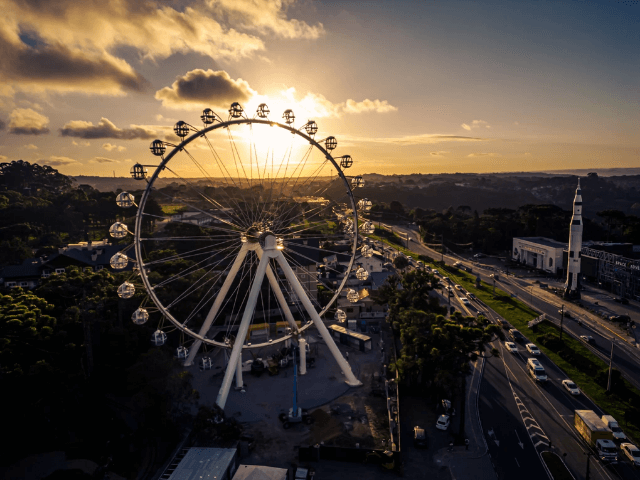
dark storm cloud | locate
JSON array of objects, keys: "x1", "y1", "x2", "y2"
[
  {"x1": 155, "y1": 69, "x2": 256, "y2": 108},
  {"x1": 0, "y1": 118, "x2": 6, "y2": 131},
  {"x1": 0, "y1": 32, "x2": 148, "y2": 95},
  {"x1": 60, "y1": 118, "x2": 156, "y2": 140}
]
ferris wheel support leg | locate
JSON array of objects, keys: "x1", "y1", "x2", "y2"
[
  {"x1": 216, "y1": 251, "x2": 270, "y2": 410},
  {"x1": 299, "y1": 337, "x2": 307, "y2": 375},
  {"x1": 235, "y1": 353, "x2": 243, "y2": 389},
  {"x1": 183, "y1": 244, "x2": 249, "y2": 367},
  {"x1": 264, "y1": 263, "x2": 299, "y2": 333},
  {"x1": 275, "y1": 252, "x2": 362, "y2": 387}
]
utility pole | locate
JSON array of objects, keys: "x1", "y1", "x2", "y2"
[
  {"x1": 441, "y1": 234, "x2": 444, "y2": 264},
  {"x1": 585, "y1": 451, "x2": 592, "y2": 480},
  {"x1": 607, "y1": 340, "x2": 615, "y2": 393},
  {"x1": 560, "y1": 305, "x2": 564, "y2": 341}
]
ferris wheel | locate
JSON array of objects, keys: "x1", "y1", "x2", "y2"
[{"x1": 111, "y1": 103, "x2": 375, "y2": 408}]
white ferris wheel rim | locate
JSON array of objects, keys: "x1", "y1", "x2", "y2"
[{"x1": 133, "y1": 116, "x2": 359, "y2": 350}]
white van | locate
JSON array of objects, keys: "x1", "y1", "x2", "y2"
[
  {"x1": 527, "y1": 358, "x2": 547, "y2": 382},
  {"x1": 602, "y1": 415, "x2": 626, "y2": 440}
]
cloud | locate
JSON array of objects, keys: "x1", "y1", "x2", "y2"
[
  {"x1": 8, "y1": 108, "x2": 50, "y2": 135},
  {"x1": 91, "y1": 157, "x2": 118, "y2": 164},
  {"x1": 72, "y1": 140, "x2": 90, "y2": 146},
  {"x1": 60, "y1": 118, "x2": 156, "y2": 140},
  {"x1": 0, "y1": 118, "x2": 5, "y2": 130},
  {"x1": 0, "y1": 0, "x2": 324, "y2": 95},
  {"x1": 461, "y1": 120, "x2": 491, "y2": 131},
  {"x1": 208, "y1": 0, "x2": 325, "y2": 39},
  {"x1": 24, "y1": 144, "x2": 38, "y2": 150},
  {"x1": 430, "y1": 151, "x2": 450, "y2": 156},
  {"x1": 343, "y1": 99, "x2": 398, "y2": 114},
  {"x1": 42, "y1": 155, "x2": 79, "y2": 166},
  {"x1": 467, "y1": 152, "x2": 501, "y2": 157},
  {"x1": 0, "y1": 30, "x2": 148, "y2": 96},
  {"x1": 102, "y1": 143, "x2": 126, "y2": 152},
  {"x1": 155, "y1": 69, "x2": 256, "y2": 109},
  {"x1": 0, "y1": 155, "x2": 7, "y2": 161},
  {"x1": 278, "y1": 87, "x2": 397, "y2": 118},
  {"x1": 514, "y1": 121, "x2": 520, "y2": 126},
  {"x1": 345, "y1": 134, "x2": 488, "y2": 146}
]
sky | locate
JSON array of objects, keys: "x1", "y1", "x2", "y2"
[{"x1": 0, "y1": 0, "x2": 638, "y2": 177}]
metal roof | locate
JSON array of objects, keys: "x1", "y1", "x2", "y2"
[{"x1": 166, "y1": 447, "x2": 236, "y2": 480}]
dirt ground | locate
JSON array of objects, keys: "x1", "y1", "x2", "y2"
[{"x1": 241, "y1": 357, "x2": 390, "y2": 467}]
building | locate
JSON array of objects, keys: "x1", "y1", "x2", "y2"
[
  {"x1": 232, "y1": 464, "x2": 289, "y2": 480},
  {"x1": 0, "y1": 239, "x2": 127, "y2": 289},
  {"x1": 160, "y1": 447, "x2": 238, "y2": 480},
  {"x1": 512, "y1": 237, "x2": 567, "y2": 274}
]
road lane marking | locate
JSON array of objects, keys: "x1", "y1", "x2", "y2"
[{"x1": 515, "y1": 458, "x2": 520, "y2": 467}]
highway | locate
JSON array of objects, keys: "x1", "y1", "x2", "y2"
[
  {"x1": 385, "y1": 223, "x2": 640, "y2": 393},
  {"x1": 367, "y1": 224, "x2": 640, "y2": 479}
]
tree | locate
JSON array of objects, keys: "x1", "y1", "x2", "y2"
[
  {"x1": 390, "y1": 200, "x2": 404, "y2": 216},
  {"x1": 393, "y1": 255, "x2": 409, "y2": 270}
]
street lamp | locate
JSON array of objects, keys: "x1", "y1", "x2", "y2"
[
  {"x1": 560, "y1": 304, "x2": 564, "y2": 340},
  {"x1": 607, "y1": 339, "x2": 615, "y2": 393}
]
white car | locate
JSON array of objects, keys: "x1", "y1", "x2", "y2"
[
  {"x1": 455, "y1": 284, "x2": 464, "y2": 291},
  {"x1": 505, "y1": 342, "x2": 518, "y2": 353},
  {"x1": 526, "y1": 343, "x2": 541, "y2": 355},
  {"x1": 562, "y1": 379, "x2": 581, "y2": 395},
  {"x1": 436, "y1": 414, "x2": 450, "y2": 431},
  {"x1": 621, "y1": 443, "x2": 640, "y2": 466},
  {"x1": 461, "y1": 297, "x2": 470, "y2": 306}
]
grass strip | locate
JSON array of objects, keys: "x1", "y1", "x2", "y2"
[{"x1": 541, "y1": 452, "x2": 574, "y2": 480}]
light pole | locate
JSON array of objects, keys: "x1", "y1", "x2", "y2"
[
  {"x1": 530, "y1": 285, "x2": 533, "y2": 304},
  {"x1": 560, "y1": 304, "x2": 564, "y2": 340},
  {"x1": 607, "y1": 339, "x2": 615, "y2": 393}
]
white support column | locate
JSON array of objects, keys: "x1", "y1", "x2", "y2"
[
  {"x1": 235, "y1": 353, "x2": 243, "y2": 389},
  {"x1": 299, "y1": 337, "x2": 307, "y2": 375},
  {"x1": 275, "y1": 251, "x2": 362, "y2": 387},
  {"x1": 256, "y1": 249, "x2": 299, "y2": 333},
  {"x1": 184, "y1": 244, "x2": 249, "y2": 366},
  {"x1": 216, "y1": 244, "x2": 272, "y2": 409}
]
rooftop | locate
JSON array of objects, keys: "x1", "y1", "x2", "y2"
[{"x1": 514, "y1": 237, "x2": 567, "y2": 249}]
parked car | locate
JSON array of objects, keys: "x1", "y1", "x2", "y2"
[
  {"x1": 436, "y1": 415, "x2": 450, "y2": 431},
  {"x1": 505, "y1": 342, "x2": 518, "y2": 353},
  {"x1": 413, "y1": 426, "x2": 428, "y2": 448},
  {"x1": 621, "y1": 443, "x2": 640, "y2": 466},
  {"x1": 526, "y1": 343, "x2": 541, "y2": 355},
  {"x1": 558, "y1": 309, "x2": 571, "y2": 318},
  {"x1": 562, "y1": 379, "x2": 581, "y2": 395},
  {"x1": 580, "y1": 335, "x2": 596, "y2": 345}
]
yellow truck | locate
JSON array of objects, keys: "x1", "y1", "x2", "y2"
[{"x1": 574, "y1": 410, "x2": 618, "y2": 463}]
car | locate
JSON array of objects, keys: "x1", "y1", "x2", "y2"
[
  {"x1": 615, "y1": 298, "x2": 630, "y2": 305},
  {"x1": 461, "y1": 297, "x2": 471, "y2": 306},
  {"x1": 473, "y1": 253, "x2": 486, "y2": 258},
  {"x1": 558, "y1": 309, "x2": 571, "y2": 318},
  {"x1": 432, "y1": 269, "x2": 439, "y2": 275},
  {"x1": 501, "y1": 320, "x2": 510, "y2": 330},
  {"x1": 455, "y1": 285, "x2": 464, "y2": 291},
  {"x1": 562, "y1": 379, "x2": 581, "y2": 395},
  {"x1": 505, "y1": 342, "x2": 518, "y2": 353},
  {"x1": 526, "y1": 343, "x2": 541, "y2": 355},
  {"x1": 436, "y1": 414, "x2": 450, "y2": 431},
  {"x1": 621, "y1": 443, "x2": 640, "y2": 466},
  {"x1": 610, "y1": 314, "x2": 631, "y2": 323},
  {"x1": 468, "y1": 293, "x2": 477, "y2": 300},
  {"x1": 453, "y1": 262, "x2": 462, "y2": 267},
  {"x1": 442, "y1": 277, "x2": 449, "y2": 283},
  {"x1": 580, "y1": 335, "x2": 596, "y2": 345},
  {"x1": 413, "y1": 426, "x2": 428, "y2": 448},
  {"x1": 509, "y1": 328, "x2": 524, "y2": 342}
]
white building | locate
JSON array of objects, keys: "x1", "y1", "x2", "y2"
[{"x1": 512, "y1": 237, "x2": 567, "y2": 274}]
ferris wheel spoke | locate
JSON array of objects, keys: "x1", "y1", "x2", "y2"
[
  {"x1": 154, "y1": 243, "x2": 240, "y2": 288},
  {"x1": 282, "y1": 240, "x2": 352, "y2": 258},
  {"x1": 142, "y1": 241, "x2": 234, "y2": 266},
  {"x1": 140, "y1": 235, "x2": 237, "y2": 241},
  {"x1": 141, "y1": 212, "x2": 242, "y2": 236},
  {"x1": 160, "y1": 166, "x2": 247, "y2": 230}
]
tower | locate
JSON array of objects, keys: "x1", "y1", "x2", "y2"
[{"x1": 564, "y1": 179, "x2": 583, "y2": 299}]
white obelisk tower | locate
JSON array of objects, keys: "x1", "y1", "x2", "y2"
[{"x1": 565, "y1": 179, "x2": 583, "y2": 299}]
